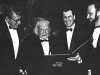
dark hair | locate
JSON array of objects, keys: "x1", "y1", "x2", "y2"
[
  {"x1": 5, "y1": 6, "x2": 22, "y2": 19},
  {"x1": 63, "y1": 4, "x2": 75, "y2": 15},
  {"x1": 88, "y1": 1, "x2": 100, "y2": 12}
]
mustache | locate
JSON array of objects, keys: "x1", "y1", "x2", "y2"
[{"x1": 41, "y1": 35, "x2": 48, "y2": 36}]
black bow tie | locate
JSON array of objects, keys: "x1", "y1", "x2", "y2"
[
  {"x1": 41, "y1": 40, "x2": 49, "y2": 42},
  {"x1": 95, "y1": 26, "x2": 100, "y2": 29},
  {"x1": 9, "y1": 26, "x2": 17, "y2": 30},
  {"x1": 66, "y1": 28, "x2": 72, "y2": 31}
]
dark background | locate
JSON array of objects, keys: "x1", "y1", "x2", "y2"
[{"x1": 1, "y1": 0, "x2": 100, "y2": 32}]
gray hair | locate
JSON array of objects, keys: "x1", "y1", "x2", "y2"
[{"x1": 34, "y1": 17, "x2": 51, "y2": 36}]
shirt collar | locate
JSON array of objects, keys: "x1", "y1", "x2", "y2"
[{"x1": 5, "y1": 19, "x2": 10, "y2": 29}]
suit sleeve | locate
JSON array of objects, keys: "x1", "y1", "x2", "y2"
[{"x1": 76, "y1": 38, "x2": 96, "y2": 70}]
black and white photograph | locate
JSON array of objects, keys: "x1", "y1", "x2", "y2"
[{"x1": 0, "y1": 0, "x2": 100, "y2": 75}]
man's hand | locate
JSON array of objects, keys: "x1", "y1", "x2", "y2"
[
  {"x1": 67, "y1": 53, "x2": 82, "y2": 64},
  {"x1": 19, "y1": 67, "x2": 28, "y2": 75},
  {"x1": 88, "y1": 69, "x2": 92, "y2": 75}
]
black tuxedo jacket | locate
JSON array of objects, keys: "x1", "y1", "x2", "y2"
[
  {"x1": 52, "y1": 24, "x2": 91, "y2": 54},
  {"x1": 0, "y1": 19, "x2": 23, "y2": 74},
  {"x1": 54, "y1": 24, "x2": 96, "y2": 70},
  {"x1": 17, "y1": 33, "x2": 58, "y2": 69}
]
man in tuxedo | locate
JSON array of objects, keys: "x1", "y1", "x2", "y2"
[
  {"x1": 52, "y1": 7, "x2": 95, "y2": 75},
  {"x1": 17, "y1": 17, "x2": 58, "y2": 75},
  {"x1": 87, "y1": 1, "x2": 100, "y2": 56},
  {"x1": 0, "y1": 6, "x2": 22, "y2": 75},
  {"x1": 87, "y1": 1, "x2": 100, "y2": 74},
  {"x1": 54, "y1": 8, "x2": 91, "y2": 54}
]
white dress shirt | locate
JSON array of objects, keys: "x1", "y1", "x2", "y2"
[
  {"x1": 66, "y1": 24, "x2": 75, "y2": 50},
  {"x1": 6, "y1": 20, "x2": 19, "y2": 59},
  {"x1": 92, "y1": 27, "x2": 100, "y2": 48},
  {"x1": 40, "y1": 38, "x2": 50, "y2": 55}
]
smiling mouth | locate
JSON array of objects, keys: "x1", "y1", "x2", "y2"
[
  {"x1": 42, "y1": 35, "x2": 48, "y2": 36},
  {"x1": 66, "y1": 21, "x2": 71, "y2": 24}
]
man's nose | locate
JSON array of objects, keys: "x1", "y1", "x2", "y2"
[
  {"x1": 18, "y1": 20, "x2": 21, "y2": 24},
  {"x1": 42, "y1": 30, "x2": 47, "y2": 34},
  {"x1": 87, "y1": 14, "x2": 89, "y2": 19},
  {"x1": 66, "y1": 18, "x2": 69, "y2": 21}
]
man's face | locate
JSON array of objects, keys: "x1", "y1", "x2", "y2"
[
  {"x1": 8, "y1": 13, "x2": 21, "y2": 28},
  {"x1": 38, "y1": 21, "x2": 50, "y2": 40},
  {"x1": 63, "y1": 10, "x2": 75, "y2": 27},
  {"x1": 87, "y1": 4, "x2": 97, "y2": 23}
]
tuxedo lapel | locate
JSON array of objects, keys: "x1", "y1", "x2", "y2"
[
  {"x1": 36, "y1": 37, "x2": 45, "y2": 55},
  {"x1": 60, "y1": 30, "x2": 68, "y2": 53},
  {"x1": 5, "y1": 23, "x2": 14, "y2": 46},
  {"x1": 62, "y1": 30, "x2": 68, "y2": 47},
  {"x1": 48, "y1": 35, "x2": 57, "y2": 55},
  {"x1": 69, "y1": 26, "x2": 77, "y2": 53},
  {"x1": 4, "y1": 21, "x2": 13, "y2": 43},
  {"x1": 4, "y1": 22, "x2": 15, "y2": 59},
  {"x1": 69, "y1": 38, "x2": 74, "y2": 53},
  {"x1": 49, "y1": 35, "x2": 56, "y2": 54},
  {"x1": 6, "y1": 28, "x2": 12, "y2": 41}
]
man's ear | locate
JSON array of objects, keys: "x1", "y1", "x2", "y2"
[
  {"x1": 97, "y1": 10, "x2": 100, "y2": 17},
  {"x1": 74, "y1": 15, "x2": 75, "y2": 20},
  {"x1": 5, "y1": 17, "x2": 9, "y2": 21}
]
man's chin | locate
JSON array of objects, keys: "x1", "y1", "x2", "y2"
[
  {"x1": 67, "y1": 24, "x2": 73, "y2": 27},
  {"x1": 12, "y1": 26, "x2": 18, "y2": 28},
  {"x1": 89, "y1": 19, "x2": 95, "y2": 24},
  {"x1": 89, "y1": 20, "x2": 94, "y2": 24}
]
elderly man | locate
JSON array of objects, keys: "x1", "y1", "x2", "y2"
[
  {"x1": 0, "y1": 6, "x2": 23, "y2": 75},
  {"x1": 17, "y1": 17, "x2": 58, "y2": 75},
  {"x1": 87, "y1": 1, "x2": 100, "y2": 75}
]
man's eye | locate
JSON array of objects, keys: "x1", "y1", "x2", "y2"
[
  {"x1": 41, "y1": 30, "x2": 43, "y2": 32},
  {"x1": 63, "y1": 16, "x2": 67, "y2": 18},
  {"x1": 68, "y1": 16, "x2": 72, "y2": 18},
  {"x1": 46, "y1": 30, "x2": 49, "y2": 33},
  {"x1": 88, "y1": 13, "x2": 92, "y2": 15},
  {"x1": 63, "y1": 18, "x2": 67, "y2": 20},
  {"x1": 40, "y1": 30, "x2": 43, "y2": 32}
]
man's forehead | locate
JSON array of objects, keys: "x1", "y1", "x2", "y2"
[
  {"x1": 63, "y1": 10, "x2": 73, "y2": 16},
  {"x1": 88, "y1": 4, "x2": 96, "y2": 12},
  {"x1": 12, "y1": 12, "x2": 21, "y2": 19},
  {"x1": 39, "y1": 21, "x2": 49, "y2": 28}
]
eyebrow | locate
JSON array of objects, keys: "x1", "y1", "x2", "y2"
[{"x1": 63, "y1": 15, "x2": 72, "y2": 17}]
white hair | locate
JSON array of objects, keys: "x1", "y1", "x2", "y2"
[{"x1": 34, "y1": 18, "x2": 51, "y2": 36}]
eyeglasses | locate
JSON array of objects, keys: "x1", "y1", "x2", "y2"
[
  {"x1": 39, "y1": 29, "x2": 50, "y2": 34},
  {"x1": 11, "y1": 18, "x2": 21, "y2": 23}
]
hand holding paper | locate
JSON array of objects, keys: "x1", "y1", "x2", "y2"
[
  {"x1": 67, "y1": 53, "x2": 82, "y2": 64},
  {"x1": 19, "y1": 67, "x2": 28, "y2": 75}
]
